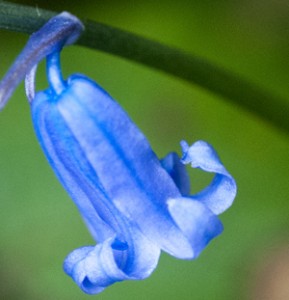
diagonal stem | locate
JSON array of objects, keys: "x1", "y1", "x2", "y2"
[{"x1": 0, "y1": 1, "x2": 288, "y2": 133}]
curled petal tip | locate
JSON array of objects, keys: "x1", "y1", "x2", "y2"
[
  {"x1": 180, "y1": 140, "x2": 237, "y2": 215},
  {"x1": 63, "y1": 232, "x2": 160, "y2": 294}
]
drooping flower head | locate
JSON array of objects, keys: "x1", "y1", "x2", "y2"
[{"x1": 0, "y1": 13, "x2": 237, "y2": 294}]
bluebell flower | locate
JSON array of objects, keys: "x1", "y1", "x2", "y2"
[{"x1": 0, "y1": 13, "x2": 237, "y2": 294}]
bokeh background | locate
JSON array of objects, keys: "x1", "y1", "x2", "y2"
[{"x1": 1, "y1": 0, "x2": 289, "y2": 299}]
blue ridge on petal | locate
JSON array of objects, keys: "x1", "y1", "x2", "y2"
[{"x1": 180, "y1": 140, "x2": 237, "y2": 215}]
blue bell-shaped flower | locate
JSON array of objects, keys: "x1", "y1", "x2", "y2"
[{"x1": 0, "y1": 12, "x2": 237, "y2": 294}]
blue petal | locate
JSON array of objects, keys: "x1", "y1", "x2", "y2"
[
  {"x1": 160, "y1": 152, "x2": 190, "y2": 196},
  {"x1": 33, "y1": 86, "x2": 162, "y2": 293},
  {"x1": 32, "y1": 73, "x2": 235, "y2": 263},
  {"x1": 40, "y1": 74, "x2": 201, "y2": 259},
  {"x1": 181, "y1": 140, "x2": 237, "y2": 215}
]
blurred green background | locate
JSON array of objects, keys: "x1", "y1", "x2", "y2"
[{"x1": 1, "y1": 0, "x2": 289, "y2": 299}]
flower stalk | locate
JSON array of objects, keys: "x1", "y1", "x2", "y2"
[{"x1": 0, "y1": 1, "x2": 288, "y2": 132}]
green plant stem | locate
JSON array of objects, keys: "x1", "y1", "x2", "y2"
[{"x1": 0, "y1": 1, "x2": 288, "y2": 133}]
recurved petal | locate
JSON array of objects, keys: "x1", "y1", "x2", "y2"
[
  {"x1": 181, "y1": 140, "x2": 237, "y2": 215},
  {"x1": 63, "y1": 228, "x2": 161, "y2": 294},
  {"x1": 63, "y1": 246, "x2": 106, "y2": 294}
]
